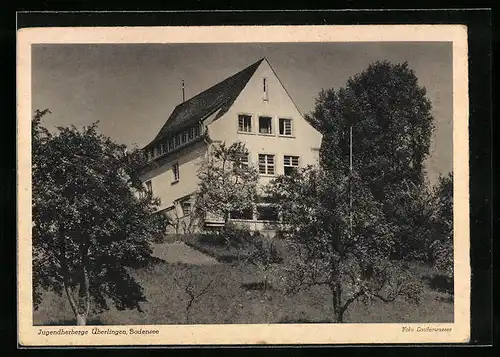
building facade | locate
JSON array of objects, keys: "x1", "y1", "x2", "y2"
[{"x1": 140, "y1": 58, "x2": 322, "y2": 234}]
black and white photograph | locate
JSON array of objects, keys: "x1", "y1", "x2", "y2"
[{"x1": 17, "y1": 25, "x2": 470, "y2": 345}]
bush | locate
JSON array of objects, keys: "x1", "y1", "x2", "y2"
[
  {"x1": 197, "y1": 232, "x2": 227, "y2": 247},
  {"x1": 220, "y1": 221, "x2": 253, "y2": 248}
]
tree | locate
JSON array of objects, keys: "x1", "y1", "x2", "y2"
[
  {"x1": 307, "y1": 61, "x2": 436, "y2": 260},
  {"x1": 430, "y1": 173, "x2": 453, "y2": 278},
  {"x1": 386, "y1": 180, "x2": 437, "y2": 261},
  {"x1": 266, "y1": 167, "x2": 422, "y2": 323},
  {"x1": 171, "y1": 265, "x2": 216, "y2": 324},
  {"x1": 32, "y1": 109, "x2": 169, "y2": 325},
  {"x1": 194, "y1": 141, "x2": 259, "y2": 240},
  {"x1": 245, "y1": 233, "x2": 283, "y2": 294}
]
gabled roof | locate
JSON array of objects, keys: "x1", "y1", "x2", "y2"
[{"x1": 145, "y1": 58, "x2": 265, "y2": 149}]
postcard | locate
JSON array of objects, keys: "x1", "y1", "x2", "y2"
[{"x1": 17, "y1": 24, "x2": 469, "y2": 346}]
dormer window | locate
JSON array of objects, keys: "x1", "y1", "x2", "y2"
[{"x1": 263, "y1": 78, "x2": 268, "y2": 101}]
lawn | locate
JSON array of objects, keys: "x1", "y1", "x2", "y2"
[{"x1": 33, "y1": 239, "x2": 454, "y2": 325}]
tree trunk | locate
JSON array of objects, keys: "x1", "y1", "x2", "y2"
[
  {"x1": 75, "y1": 238, "x2": 91, "y2": 326},
  {"x1": 60, "y1": 225, "x2": 79, "y2": 323},
  {"x1": 76, "y1": 314, "x2": 87, "y2": 326},
  {"x1": 331, "y1": 284, "x2": 344, "y2": 323},
  {"x1": 330, "y1": 258, "x2": 344, "y2": 323}
]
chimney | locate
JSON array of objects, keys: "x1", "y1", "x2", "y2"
[{"x1": 181, "y1": 80, "x2": 185, "y2": 102}]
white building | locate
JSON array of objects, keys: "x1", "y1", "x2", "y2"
[{"x1": 140, "y1": 58, "x2": 322, "y2": 233}]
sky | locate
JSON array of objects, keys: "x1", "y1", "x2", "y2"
[{"x1": 32, "y1": 42, "x2": 453, "y2": 185}]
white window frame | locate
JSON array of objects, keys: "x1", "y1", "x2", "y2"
[
  {"x1": 283, "y1": 155, "x2": 300, "y2": 175},
  {"x1": 258, "y1": 154, "x2": 275, "y2": 175},
  {"x1": 234, "y1": 152, "x2": 250, "y2": 170},
  {"x1": 279, "y1": 118, "x2": 293, "y2": 136},
  {"x1": 238, "y1": 114, "x2": 253, "y2": 133}
]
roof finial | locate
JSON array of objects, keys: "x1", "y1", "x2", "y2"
[{"x1": 181, "y1": 80, "x2": 185, "y2": 102}]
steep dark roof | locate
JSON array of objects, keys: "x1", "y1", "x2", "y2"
[{"x1": 146, "y1": 58, "x2": 264, "y2": 148}]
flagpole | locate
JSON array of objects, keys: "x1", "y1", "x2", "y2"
[{"x1": 349, "y1": 125, "x2": 353, "y2": 238}]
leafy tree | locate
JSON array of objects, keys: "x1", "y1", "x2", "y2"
[
  {"x1": 32, "y1": 109, "x2": 169, "y2": 325},
  {"x1": 387, "y1": 180, "x2": 437, "y2": 261},
  {"x1": 194, "y1": 141, "x2": 258, "y2": 242},
  {"x1": 430, "y1": 173, "x2": 453, "y2": 278},
  {"x1": 267, "y1": 167, "x2": 422, "y2": 323},
  {"x1": 307, "y1": 61, "x2": 436, "y2": 260}
]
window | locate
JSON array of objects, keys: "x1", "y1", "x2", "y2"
[
  {"x1": 189, "y1": 127, "x2": 195, "y2": 140},
  {"x1": 259, "y1": 116, "x2": 273, "y2": 134},
  {"x1": 172, "y1": 162, "x2": 180, "y2": 182},
  {"x1": 284, "y1": 155, "x2": 299, "y2": 175},
  {"x1": 175, "y1": 134, "x2": 181, "y2": 147},
  {"x1": 234, "y1": 153, "x2": 249, "y2": 170},
  {"x1": 258, "y1": 154, "x2": 275, "y2": 175},
  {"x1": 180, "y1": 200, "x2": 191, "y2": 216},
  {"x1": 182, "y1": 131, "x2": 188, "y2": 144},
  {"x1": 263, "y1": 78, "x2": 269, "y2": 101},
  {"x1": 194, "y1": 125, "x2": 201, "y2": 137},
  {"x1": 279, "y1": 118, "x2": 293, "y2": 136},
  {"x1": 145, "y1": 180, "x2": 153, "y2": 195},
  {"x1": 257, "y1": 205, "x2": 278, "y2": 221},
  {"x1": 230, "y1": 207, "x2": 254, "y2": 220},
  {"x1": 238, "y1": 114, "x2": 252, "y2": 133},
  {"x1": 168, "y1": 140, "x2": 174, "y2": 151}
]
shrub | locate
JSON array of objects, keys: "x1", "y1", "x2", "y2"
[{"x1": 220, "y1": 221, "x2": 253, "y2": 248}]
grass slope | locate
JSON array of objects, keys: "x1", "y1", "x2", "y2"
[{"x1": 33, "y1": 259, "x2": 453, "y2": 325}]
